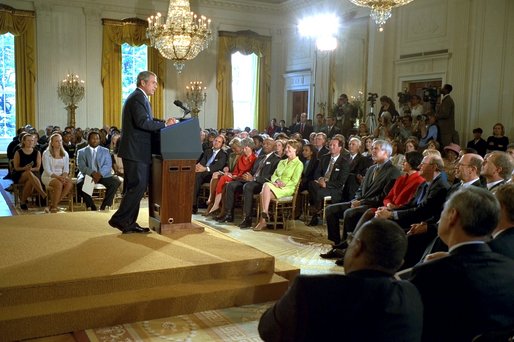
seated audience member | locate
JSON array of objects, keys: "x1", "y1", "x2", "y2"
[
  {"x1": 274, "y1": 119, "x2": 290, "y2": 135},
  {"x1": 259, "y1": 219, "x2": 423, "y2": 342},
  {"x1": 322, "y1": 116, "x2": 341, "y2": 140},
  {"x1": 481, "y1": 151, "x2": 513, "y2": 193},
  {"x1": 207, "y1": 138, "x2": 256, "y2": 214},
  {"x1": 307, "y1": 137, "x2": 350, "y2": 226},
  {"x1": 410, "y1": 187, "x2": 514, "y2": 342},
  {"x1": 313, "y1": 132, "x2": 329, "y2": 159},
  {"x1": 409, "y1": 94, "x2": 424, "y2": 117},
  {"x1": 486, "y1": 122, "x2": 509, "y2": 152},
  {"x1": 419, "y1": 113, "x2": 440, "y2": 149},
  {"x1": 299, "y1": 144, "x2": 318, "y2": 192},
  {"x1": 77, "y1": 131, "x2": 121, "y2": 211},
  {"x1": 361, "y1": 136, "x2": 373, "y2": 157},
  {"x1": 219, "y1": 137, "x2": 280, "y2": 226},
  {"x1": 41, "y1": 133, "x2": 73, "y2": 213},
  {"x1": 355, "y1": 151, "x2": 425, "y2": 228},
  {"x1": 12, "y1": 133, "x2": 46, "y2": 210},
  {"x1": 252, "y1": 135, "x2": 263, "y2": 156},
  {"x1": 373, "y1": 112, "x2": 392, "y2": 140},
  {"x1": 442, "y1": 143, "x2": 460, "y2": 184},
  {"x1": 266, "y1": 118, "x2": 278, "y2": 136},
  {"x1": 357, "y1": 122, "x2": 369, "y2": 138},
  {"x1": 467, "y1": 127, "x2": 487, "y2": 157},
  {"x1": 341, "y1": 137, "x2": 373, "y2": 202},
  {"x1": 489, "y1": 183, "x2": 514, "y2": 259},
  {"x1": 204, "y1": 137, "x2": 242, "y2": 215},
  {"x1": 390, "y1": 139, "x2": 405, "y2": 171},
  {"x1": 321, "y1": 140, "x2": 401, "y2": 262},
  {"x1": 404, "y1": 137, "x2": 419, "y2": 153},
  {"x1": 62, "y1": 131, "x2": 76, "y2": 160},
  {"x1": 312, "y1": 113, "x2": 326, "y2": 133},
  {"x1": 193, "y1": 135, "x2": 228, "y2": 213},
  {"x1": 253, "y1": 140, "x2": 303, "y2": 231}
]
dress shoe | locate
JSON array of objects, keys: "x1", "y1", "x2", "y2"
[
  {"x1": 238, "y1": 217, "x2": 253, "y2": 229},
  {"x1": 307, "y1": 215, "x2": 319, "y2": 226},
  {"x1": 320, "y1": 248, "x2": 346, "y2": 259},
  {"x1": 335, "y1": 257, "x2": 345, "y2": 266},
  {"x1": 108, "y1": 219, "x2": 125, "y2": 232},
  {"x1": 217, "y1": 214, "x2": 234, "y2": 223},
  {"x1": 122, "y1": 225, "x2": 150, "y2": 234}
]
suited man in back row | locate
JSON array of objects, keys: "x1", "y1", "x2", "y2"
[
  {"x1": 109, "y1": 71, "x2": 176, "y2": 234},
  {"x1": 410, "y1": 187, "x2": 514, "y2": 342},
  {"x1": 259, "y1": 219, "x2": 423, "y2": 342},
  {"x1": 77, "y1": 131, "x2": 121, "y2": 211}
]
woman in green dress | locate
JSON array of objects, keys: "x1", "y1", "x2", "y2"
[{"x1": 253, "y1": 139, "x2": 304, "y2": 231}]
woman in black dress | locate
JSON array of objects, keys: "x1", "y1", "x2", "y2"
[{"x1": 487, "y1": 123, "x2": 509, "y2": 152}]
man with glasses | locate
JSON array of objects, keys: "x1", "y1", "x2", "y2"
[{"x1": 259, "y1": 219, "x2": 423, "y2": 341}]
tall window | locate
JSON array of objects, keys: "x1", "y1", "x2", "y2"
[
  {"x1": 0, "y1": 33, "x2": 16, "y2": 154},
  {"x1": 231, "y1": 52, "x2": 258, "y2": 130},
  {"x1": 121, "y1": 43, "x2": 147, "y2": 106}
]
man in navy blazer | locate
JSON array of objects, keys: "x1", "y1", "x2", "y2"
[
  {"x1": 77, "y1": 131, "x2": 121, "y2": 211},
  {"x1": 410, "y1": 187, "x2": 514, "y2": 342},
  {"x1": 489, "y1": 183, "x2": 514, "y2": 259},
  {"x1": 109, "y1": 71, "x2": 175, "y2": 233},
  {"x1": 259, "y1": 219, "x2": 423, "y2": 342}
]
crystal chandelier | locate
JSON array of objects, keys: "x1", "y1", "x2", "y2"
[
  {"x1": 57, "y1": 73, "x2": 85, "y2": 127},
  {"x1": 185, "y1": 81, "x2": 207, "y2": 117},
  {"x1": 147, "y1": 0, "x2": 213, "y2": 73},
  {"x1": 348, "y1": 0, "x2": 414, "y2": 31}
]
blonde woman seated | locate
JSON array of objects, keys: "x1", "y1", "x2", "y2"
[
  {"x1": 204, "y1": 137, "x2": 243, "y2": 215},
  {"x1": 254, "y1": 139, "x2": 304, "y2": 231},
  {"x1": 42, "y1": 133, "x2": 73, "y2": 213},
  {"x1": 12, "y1": 133, "x2": 46, "y2": 210},
  {"x1": 208, "y1": 137, "x2": 257, "y2": 214}
]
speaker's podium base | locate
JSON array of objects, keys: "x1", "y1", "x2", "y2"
[{"x1": 150, "y1": 217, "x2": 204, "y2": 235}]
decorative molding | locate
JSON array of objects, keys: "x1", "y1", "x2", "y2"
[
  {"x1": 401, "y1": 0, "x2": 447, "y2": 43},
  {"x1": 283, "y1": 70, "x2": 311, "y2": 90}
]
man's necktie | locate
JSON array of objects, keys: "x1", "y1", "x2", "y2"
[
  {"x1": 371, "y1": 166, "x2": 380, "y2": 182},
  {"x1": 300, "y1": 124, "x2": 304, "y2": 133},
  {"x1": 206, "y1": 151, "x2": 217, "y2": 167},
  {"x1": 416, "y1": 183, "x2": 429, "y2": 205},
  {"x1": 254, "y1": 156, "x2": 267, "y2": 178},
  {"x1": 92, "y1": 149, "x2": 98, "y2": 172},
  {"x1": 324, "y1": 158, "x2": 336, "y2": 181},
  {"x1": 145, "y1": 98, "x2": 153, "y2": 119}
]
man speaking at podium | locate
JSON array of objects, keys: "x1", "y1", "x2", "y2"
[{"x1": 109, "y1": 71, "x2": 176, "y2": 234}]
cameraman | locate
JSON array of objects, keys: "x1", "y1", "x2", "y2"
[{"x1": 409, "y1": 95, "x2": 424, "y2": 117}]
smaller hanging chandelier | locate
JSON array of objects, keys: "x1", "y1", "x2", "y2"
[
  {"x1": 348, "y1": 0, "x2": 414, "y2": 31},
  {"x1": 147, "y1": 0, "x2": 213, "y2": 73}
]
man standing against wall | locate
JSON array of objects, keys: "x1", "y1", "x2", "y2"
[{"x1": 437, "y1": 84, "x2": 456, "y2": 146}]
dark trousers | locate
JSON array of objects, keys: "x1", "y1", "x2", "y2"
[
  {"x1": 224, "y1": 180, "x2": 263, "y2": 218},
  {"x1": 78, "y1": 176, "x2": 121, "y2": 209},
  {"x1": 194, "y1": 171, "x2": 212, "y2": 207},
  {"x1": 308, "y1": 180, "x2": 342, "y2": 211},
  {"x1": 110, "y1": 159, "x2": 149, "y2": 228},
  {"x1": 325, "y1": 202, "x2": 369, "y2": 245}
]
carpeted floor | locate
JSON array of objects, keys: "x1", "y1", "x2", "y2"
[{"x1": 1, "y1": 170, "x2": 342, "y2": 341}]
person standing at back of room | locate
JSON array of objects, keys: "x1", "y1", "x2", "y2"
[{"x1": 109, "y1": 71, "x2": 176, "y2": 234}]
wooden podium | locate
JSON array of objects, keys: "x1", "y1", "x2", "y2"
[{"x1": 149, "y1": 118, "x2": 204, "y2": 234}]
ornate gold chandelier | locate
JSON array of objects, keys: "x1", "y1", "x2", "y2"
[
  {"x1": 57, "y1": 73, "x2": 85, "y2": 127},
  {"x1": 147, "y1": 0, "x2": 212, "y2": 73},
  {"x1": 348, "y1": 0, "x2": 414, "y2": 31}
]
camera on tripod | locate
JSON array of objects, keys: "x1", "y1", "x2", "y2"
[
  {"x1": 422, "y1": 87, "x2": 439, "y2": 111},
  {"x1": 397, "y1": 92, "x2": 411, "y2": 105},
  {"x1": 367, "y1": 93, "x2": 378, "y2": 107}
]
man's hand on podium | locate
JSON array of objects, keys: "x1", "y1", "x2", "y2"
[{"x1": 165, "y1": 117, "x2": 177, "y2": 127}]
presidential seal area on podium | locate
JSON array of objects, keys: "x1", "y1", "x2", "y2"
[{"x1": 150, "y1": 117, "x2": 204, "y2": 234}]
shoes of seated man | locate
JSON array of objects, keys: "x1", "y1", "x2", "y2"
[
  {"x1": 20, "y1": 203, "x2": 29, "y2": 211},
  {"x1": 320, "y1": 248, "x2": 346, "y2": 259},
  {"x1": 307, "y1": 214, "x2": 319, "y2": 226},
  {"x1": 335, "y1": 257, "x2": 345, "y2": 266},
  {"x1": 238, "y1": 217, "x2": 253, "y2": 229},
  {"x1": 217, "y1": 214, "x2": 234, "y2": 223}
]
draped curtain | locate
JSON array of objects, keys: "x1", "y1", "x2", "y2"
[
  {"x1": 101, "y1": 18, "x2": 166, "y2": 127},
  {"x1": 0, "y1": 5, "x2": 36, "y2": 128},
  {"x1": 216, "y1": 30, "x2": 271, "y2": 130}
]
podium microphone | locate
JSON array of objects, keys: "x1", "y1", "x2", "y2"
[{"x1": 174, "y1": 100, "x2": 191, "y2": 116}]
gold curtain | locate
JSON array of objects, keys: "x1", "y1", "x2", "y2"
[
  {"x1": 0, "y1": 6, "x2": 36, "y2": 128},
  {"x1": 101, "y1": 18, "x2": 166, "y2": 127},
  {"x1": 216, "y1": 30, "x2": 271, "y2": 130}
]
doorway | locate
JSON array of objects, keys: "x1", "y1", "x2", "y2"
[{"x1": 292, "y1": 90, "x2": 308, "y2": 124}]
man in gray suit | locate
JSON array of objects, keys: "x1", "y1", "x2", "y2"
[
  {"x1": 77, "y1": 131, "x2": 121, "y2": 211},
  {"x1": 109, "y1": 71, "x2": 175, "y2": 233},
  {"x1": 437, "y1": 83, "x2": 456, "y2": 146},
  {"x1": 320, "y1": 139, "x2": 400, "y2": 263}
]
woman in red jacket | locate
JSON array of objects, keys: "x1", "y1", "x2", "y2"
[{"x1": 207, "y1": 137, "x2": 257, "y2": 214}]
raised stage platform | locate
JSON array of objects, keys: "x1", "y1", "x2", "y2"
[{"x1": 0, "y1": 212, "x2": 298, "y2": 341}]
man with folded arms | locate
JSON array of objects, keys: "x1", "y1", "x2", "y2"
[
  {"x1": 410, "y1": 187, "x2": 514, "y2": 342},
  {"x1": 259, "y1": 219, "x2": 423, "y2": 342}
]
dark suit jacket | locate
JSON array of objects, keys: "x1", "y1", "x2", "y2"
[
  {"x1": 315, "y1": 146, "x2": 329, "y2": 160},
  {"x1": 410, "y1": 243, "x2": 514, "y2": 342},
  {"x1": 253, "y1": 153, "x2": 281, "y2": 184},
  {"x1": 322, "y1": 125, "x2": 341, "y2": 139},
  {"x1": 300, "y1": 158, "x2": 318, "y2": 190},
  {"x1": 118, "y1": 88, "x2": 165, "y2": 163},
  {"x1": 489, "y1": 228, "x2": 514, "y2": 260},
  {"x1": 259, "y1": 270, "x2": 423, "y2": 342},
  {"x1": 355, "y1": 160, "x2": 401, "y2": 207},
  {"x1": 313, "y1": 154, "x2": 350, "y2": 192},
  {"x1": 437, "y1": 95, "x2": 455, "y2": 146},
  {"x1": 292, "y1": 123, "x2": 314, "y2": 140},
  {"x1": 198, "y1": 148, "x2": 228, "y2": 175},
  {"x1": 394, "y1": 174, "x2": 450, "y2": 229},
  {"x1": 342, "y1": 153, "x2": 373, "y2": 201}
]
